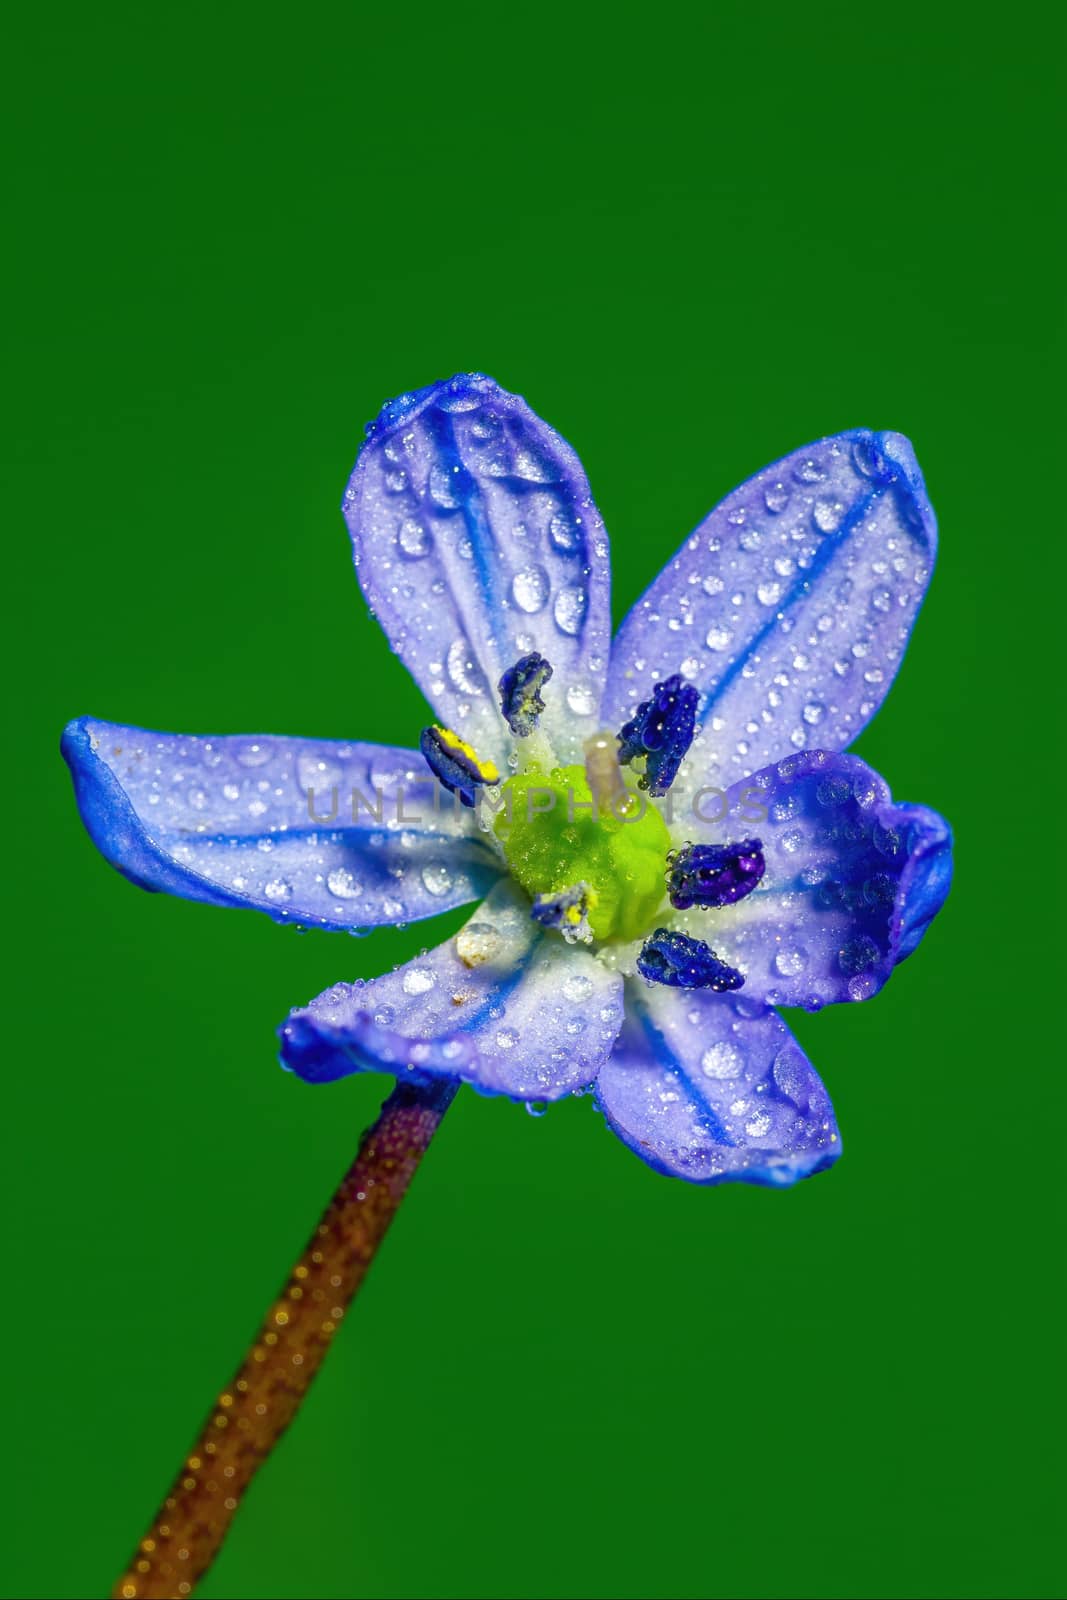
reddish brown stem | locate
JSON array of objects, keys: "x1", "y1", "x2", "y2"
[{"x1": 113, "y1": 1075, "x2": 457, "y2": 1599}]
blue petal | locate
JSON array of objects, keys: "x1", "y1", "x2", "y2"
[
  {"x1": 280, "y1": 882, "x2": 624, "y2": 1100},
  {"x1": 665, "y1": 750, "x2": 952, "y2": 1008},
  {"x1": 344, "y1": 374, "x2": 612, "y2": 762},
  {"x1": 596, "y1": 985, "x2": 841, "y2": 1186},
  {"x1": 62, "y1": 717, "x2": 500, "y2": 930},
  {"x1": 603, "y1": 429, "x2": 936, "y2": 783}
]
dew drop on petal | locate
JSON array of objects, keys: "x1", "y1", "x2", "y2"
[
  {"x1": 813, "y1": 496, "x2": 845, "y2": 533},
  {"x1": 446, "y1": 638, "x2": 486, "y2": 696},
  {"x1": 562, "y1": 974, "x2": 594, "y2": 1003},
  {"x1": 326, "y1": 868, "x2": 362, "y2": 899},
  {"x1": 701, "y1": 1041, "x2": 744, "y2": 1079},
  {"x1": 420, "y1": 862, "x2": 453, "y2": 897},
  {"x1": 554, "y1": 585, "x2": 587, "y2": 636},
  {"x1": 402, "y1": 966, "x2": 437, "y2": 996},
  {"x1": 236, "y1": 741, "x2": 273, "y2": 768},
  {"x1": 398, "y1": 517, "x2": 431, "y2": 558},
  {"x1": 566, "y1": 683, "x2": 596, "y2": 716},
  {"x1": 774, "y1": 947, "x2": 807, "y2": 976},
  {"x1": 511, "y1": 564, "x2": 550, "y2": 613},
  {"x1": 548, "y1": 511, "x2": 582, "y2": 553}
]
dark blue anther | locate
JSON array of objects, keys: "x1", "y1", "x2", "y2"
[
  {"x1": 636, "y1": 929, "x2": 744, "y2": 991},
  {"x1": 617, "y1": 674, "x2": 698, "y2": 796},
  {"x1": 666, "y1": 839, "x2": 765, "y2": 910},
  {"x1": 498, "y1": 651, "x2": 553, "y2": 737},
  {"x1": 419, "y1": 725, "x2": 499, "y2": 809}
]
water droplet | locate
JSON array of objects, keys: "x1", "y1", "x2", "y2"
[
  {"x1": 705, "y1": 625, "x2": 731, "y2": 652},
  {"x1": 420, "y1": 863, "x2": 453, "y2": 897},
  {"x1": 802, "y1": 700, "x2": 825, "y2": 725},
  {"x1": 871, "y1": 587, "x2": 892, "y2": 613},
  {"x1": 525, "y1": 1099, "x2": 549, "y2": 1118},
  {"x1": 327, "y1": 868, "x2": 362, "y2": 899},
  {"x1": 764, "y1": 482, "x2": 790, "y2": 514},
  {"x1": 701, "y1": 1041, "x2": 743, "y2": 1079},
  {"x1": 554, "y1": 585, "x2": 587, "y2": 636},
  {"x1": 263, "y1": 878, "x2": 292, "y2": 902},
  {"x1": 757, "y1": 580, "x2": 782, "y2": 607},
  {"x1": 511, "y1": 564, "x2": 550, "y2": 613},
  {"x1": 773, "y1": 1046, "x2": 812, "y2": 1107},
  {"x1": 566, "y1": 683, "x2": 596, "y2": 716},
  {"x1": 794, "y1": 457, "x2": 827, "y2": 484},
  {"x1": 456, "y1": 922, "x2": 502, "y2": 966},
  {"x1": 745, "y1": 1110, "x2": 772, "y2": 1138},
  {"x1": 429, "y1": 462, "x2": 468, "y2": 509},
  {"x1": 563, "y1": 974, "x2": 594, "y2": 1003},
  {"x1": 839, "y1": 935, "x2": 880, "y2": 975},
  {"x1": 852, "y1": 434, "x2": 890, "y2": 481},
  {"x1": 495, "y1": 1027, "x2": 518, "y2": 1049},
  {"x1": 236, "y1": 741, "x2": 273, "y2": 768},
  {"x1": 398, "y1": 517, "x2": 431, "y2": 558},
  {"x1": 402, "y1": 966, "x2": 437, "y2": 996},
  {"x1": 548, "y1": 511, "x2": 582, "y2": 553},
  {"x1": 813, "y1": 496, "x2": 845, "y2": 533},
  {"x1": 774, "y1": 947, "x2": 807, "y2": 976},
  {"x1": 446, "y1": 638, "x2": 486, "y2": 696}
]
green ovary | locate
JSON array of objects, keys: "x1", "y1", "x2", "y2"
[{"x1": 493, "y1": 765, "x2": 671, "y2": 943}]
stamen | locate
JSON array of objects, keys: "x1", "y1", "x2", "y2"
[
  {"x1": 531, "y1": 881, "x2": 598, "y2": 945},
  {"x1": 666, "y1": 839, "x2": 765, "y2": 910},
  {"x1": 617, "y1": 674, "x2": 698, "y2": 796},
  {"x1": 637, "y1": 928, "x2": 744, "y2": 991},
  {"x1": 583, "y1": 730, "x2": 628, "y2": 810},
  {"x1": 498, "y1": 651, "x2": 553, "y2": 737},
  {"x1": 419, "y1": 725, "x2": 500, "y2": 808}
]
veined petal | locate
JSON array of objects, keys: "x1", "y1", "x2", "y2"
[
  {"x1": 280, "y1": 882, "x2": 624, "y2": 1100},
  {"x1": 595, "y1": 985, "x2": 841, "y2": 1186},
  {"x1": 604, "y1": 430, "x2": 936, "y2": 782},
  {"x1": 62, "y1": 717, "x2": 499, "y2": 930},
  {"x1": 668, "y1": 750, "x2": 952, "y2": 1008},
  {"x1": 344, "y1": 374, "x2": 612, "y2": 762}
]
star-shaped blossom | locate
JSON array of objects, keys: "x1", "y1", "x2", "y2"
[{"x1": 63, "y1": 373, "x2": 951, "y2": 1186}]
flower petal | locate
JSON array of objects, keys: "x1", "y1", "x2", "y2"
[
  {"x1": 344, "y1": 374, "x2": 612, "y2": 762},
  {"x1": 595, "y1": 985, "x2": 841, "y2": 1186},
  {"x1": 62, "y1": 716, "x2": 499, "y2": 930},
  {"x1": 280, "y1": 882, "x2": 624, "y2": 1100},
  {"x1": 604, "y1": 430, "x2": 936, "y2": 782},
  {"x1": 667, "y1": 750, "x2": 952, "y2": 1008}
]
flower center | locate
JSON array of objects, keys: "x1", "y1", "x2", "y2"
[{"x1": 492, "y1": 764, "x2": 671, "y2": 943}]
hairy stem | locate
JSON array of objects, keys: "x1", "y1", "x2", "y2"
[{"x1": 113, "y1": 1075, "x2": 457, "y2": 1599}]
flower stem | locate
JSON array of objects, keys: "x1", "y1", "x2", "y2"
[{"x1": 113, "y1": 1074, "x2": 458, "y2": 1600}]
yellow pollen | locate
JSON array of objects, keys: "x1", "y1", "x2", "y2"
[{"x1": 434, "y1": 725, "x2": 499, "y2": 783}]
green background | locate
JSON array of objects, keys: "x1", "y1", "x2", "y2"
[{"x1": 4, "y1": 3, "x2": 1062, "y2": 1597}]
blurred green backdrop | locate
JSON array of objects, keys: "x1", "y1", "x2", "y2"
[{"x1": 4, "y1": 3, "x2": 1062, "y2": 1597}]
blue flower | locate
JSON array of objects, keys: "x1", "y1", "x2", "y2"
[{"x1": 62, "y1": 374, "x2": 952, "y2": 1187}]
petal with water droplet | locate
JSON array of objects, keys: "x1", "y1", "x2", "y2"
[
  {"x1": 603, "y1": 429, "x2": 936, "y2": 780},
  {"x1": 595, "y1": 986, "x2": 841, "y2": 1185},
  {"x1": 61, "y1": 717, "x2": 500, "y2": 931},
  {"x1": 665, "y1": 750, "x2": 952, "y2": 1008},
  {"x1": 345, "y1": 374, "x2": 612, "y2": 760},
  {"x1": 280, "y1": 882, "x2": 623, "y2": 1099}
]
